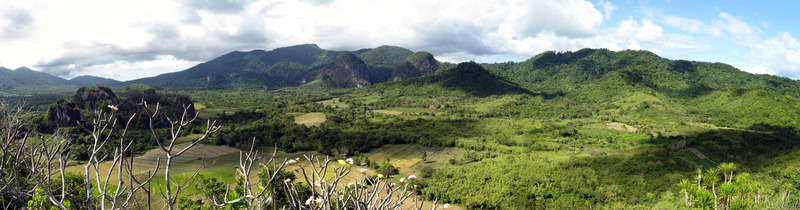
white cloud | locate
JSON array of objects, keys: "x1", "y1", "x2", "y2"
[
  {"x1": 648, "y1": 10, "x2": 800, "y2": 78},
  {"x1": 262, "y1": 0, "x2": 608, "y2": 62},
  {"x1": 68, "y1": 55, "x2": 200, "y2": 81},
  {"x1": 597, "y1": 0, "x2": 617, "y2": 20},
  {"x1": 3, "y1": 0, "x2": 797, "y2": 80},
  {"x1": 746, "y1": 32, "x2": 800, "y2": 76},
  {"x1": 714, "y1": 13, "x2": 762, "y2": 45},
  {"x1": 740, "y1": 65, "x2": 771, "y2": 75}
]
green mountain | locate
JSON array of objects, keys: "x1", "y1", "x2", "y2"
[
  {"x1": 369, "y1": 61, "x2": 529, "y2": 97},
  {"x1": 68, "y1": 75, "x2": 124, "y2": 87},
  {"x1": 0, "y1": 67, "x2": 124, "y2": 94},
  {"x1": 354, "y1": 45, "x2": 414, "y2": 83},
  {"x1": 128, "y1": 44, "x2": 416, "y2": 90},
  {"x1": 391, "y1": 51, "x2": 447, "y2": 81},
  {"x1": 129, "y1": 44, "x2": 343, "y2": 89},
  {"x1": 482, "y1": 48, "x2": 800, "y2": 129},
  {"x1": 491, "y1": 48, "x2": 800, "y2": 98},
  {"x1": 0, "y1": 67, "x2": 71, "y2": 91}
]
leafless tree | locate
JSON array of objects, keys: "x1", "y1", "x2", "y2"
[
  {"x1": 141, "y1": 102, "x2": 219, "y2": 210},
  {"x1": 200, "y1": 137, "x2": 442, "y2": 210}
]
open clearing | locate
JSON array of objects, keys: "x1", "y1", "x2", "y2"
[
  {"x1": 294, "y1": 112, "x2": 326, "y2": 126},
  {"x1": 606, "y1": 122, "x2": 638, "y2": 132},
  {"x1": 316, "y1": 98, "x2": 350, "y2": 108},
  {"x1": 371, "y1": 109, "x2": 403, "y2": 115}
]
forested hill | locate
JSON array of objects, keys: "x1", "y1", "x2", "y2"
[
  {"x1": 488, "y1": 48, "x2": 800, "y2": 98},
  {"x1": 0, "y1": 67, "x2": 70, "y2": 91},
  {"x1": 483, "y1": 48, "x2": 800, "y2": 129},
  {"x1": 368, "y1": 61, "x2": 530, "y2": 97},
  {"x1": 127, "y1": 44, "x2": 424, "y2": 90},
  {"x1": 129, "y1": 44, "x2": 344, "y2": 89}
]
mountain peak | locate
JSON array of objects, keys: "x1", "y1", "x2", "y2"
[
  {"x1": 69, "y1": 75, "x2": 123, "y2": 87},
  {"x1": 314, "y1": 51, "x2": 372, "y2": 88},
  {"x1": 14, "y1": 67, "x2": 34, "y2": 72},
  {"x1": 391, "y1": 51, "x2": 445, "y2": 80},
  {"x1": 337, "y1": 51, "x2": 360, "y2": 62}
]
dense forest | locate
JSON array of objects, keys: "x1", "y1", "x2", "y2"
[{"x1": 3, "y1": 48, "x2": 800, "y2": 209}]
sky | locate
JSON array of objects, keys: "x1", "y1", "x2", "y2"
[{"x1": 1, "y1": 0, "x2": 799, "y2": 81}]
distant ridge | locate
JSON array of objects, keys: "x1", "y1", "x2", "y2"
[
  {"x1": 369, "y1": 61, "x2": 530, "y2": 97},
  {"x1": 69, "y1": 75, "x2": 124, "y2": 87},
  {"x1": 0, "y1": 66, "x2": 71, "y2": 91},
  {"x1": 126, "y1": 44, "x2": 433, "y2": 90}
]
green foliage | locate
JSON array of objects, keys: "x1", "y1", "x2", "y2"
[
  {"x1": 375, "y1": 158, "x2": 399, "y2": 177},
  {"x1": 355, "y1": 45, "x2": 414, "y2": 82},
  {"x1": 676, "y1": 163, "x2": 794, "y2": 209}
]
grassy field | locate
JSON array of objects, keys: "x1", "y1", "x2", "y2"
[
  {"x1": 293, "y1": 112, "x2": 326, "y2": 126},
  {"x1": 316, "y1": 97, "x2": 350, "y2": 108},
  {"x1": 64, "y1": 143, "x2": 465, "y2": 209},
  {"x1": 371, "y1": 109, "x2": 403, "y2": 115}
]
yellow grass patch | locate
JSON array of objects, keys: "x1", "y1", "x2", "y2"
[
  {"x1": 294, "y1": 112, "x2": 326, "y2": 126},
  {"x1": 606, "y1": 122, "x2": 638, "y2": 132},
  {"x1": 371, "y1": 110, "x2": 403, "y2": 115}
]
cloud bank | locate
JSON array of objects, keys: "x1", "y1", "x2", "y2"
[{"x1": 0, "y1": 0, "x2": 798, "y2": 80}]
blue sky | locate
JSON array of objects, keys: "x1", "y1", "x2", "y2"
[
  {"x1": 0, "y1": 0, "x2": 798, "y2": 80},
  {"x1": 603, "y1": 0, "x2": 800, "y2": 78}
]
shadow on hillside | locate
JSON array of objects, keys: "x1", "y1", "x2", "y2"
[
  {"x1": 546, "y1": 124, "x2": 799, "y2": 205},
  {"x1": 562, "y1": 123, "x2": 800, "y2": 203},
  {"x1": 307, "y1": 116, "x2": 483, "y2": 154}
]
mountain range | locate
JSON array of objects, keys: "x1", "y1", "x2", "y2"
[
  {"x1": 0, "y1": 44, "x2": 452, "y2": 93},
  {"x1": 2, "y1": 44, "x2": 798, "y2": 99}
]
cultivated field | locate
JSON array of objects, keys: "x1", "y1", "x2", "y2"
[
  {"x1": 316, "y1": 97, "x2": 350, "y2": 108},
  {"x1": 293, "y1": 112, "x2": 327, "y2": 126}
]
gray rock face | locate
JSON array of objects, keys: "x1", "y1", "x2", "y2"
[
  {"x1": 317, "y1": 52, "x2": 372, "y2": 87},
  {"x1": 47, "y1": 99, "x2": 81, "y2": 128},
  {"x1": 72, "y1": 86, "x2": 117, "y2": 113}
]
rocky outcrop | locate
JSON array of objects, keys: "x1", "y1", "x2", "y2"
[
  {"x1": 47, "y1": 98, "x2": 81, "y2": 128},
  {"x1": 72, "y1": 86, "x2": 117, "y2": 113},
  {"x1": 391, "y1": 51, "x2": 446, "y2": 81},
  {"x1": 172, "y1": 96, "x2": 197, "y2": 119},
  {"x1": 313, "y1": 52, "x2": 372, "y2": 88},
  {"x1": 44, "y1": 85, "x2": 199, "y2": 129}
]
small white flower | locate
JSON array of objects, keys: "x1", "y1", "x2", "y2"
[
  {"x1": 347, "y1": 182, "x2": 356, "y2": 188},
  {"x1": 283, "y1": 178, "x2": 292, "y2": 185},
  {"x1": 305, "y1": 195, "x2": 323, "y2": 207},
  {"x1": 315, "y1": 179, "x2": 325, "y2": 187},
  {"x1": 399, "y1": 178, "x2": 406, "y2": 183},
  {"x1": 305, "y1": 196, "x2": 314, "y2": 206},
  {"x1": 443, "y1": 203, "x2": 450, "y2": 209},
  {"x1": 407, "y1": 174, "x2": 418, "y2": 180},
  {"x1": 295, "y1": 157, "x2": 300, "y2": 161},
  {"x1": 107, "y1": 105, "x2": 118, "y2": 111},
  {"x1": 390, "y1": 182, "x2": 396, "y2": 187},
  {"x1": 360, "y1": 169, "x2": 368, "y2": 173},
  {"x1": 345, "y1": 158, "x2": 354, "y2": 165},
  {"x1": 287, "y1": 159, "x2": 297, "y2": 165}
]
